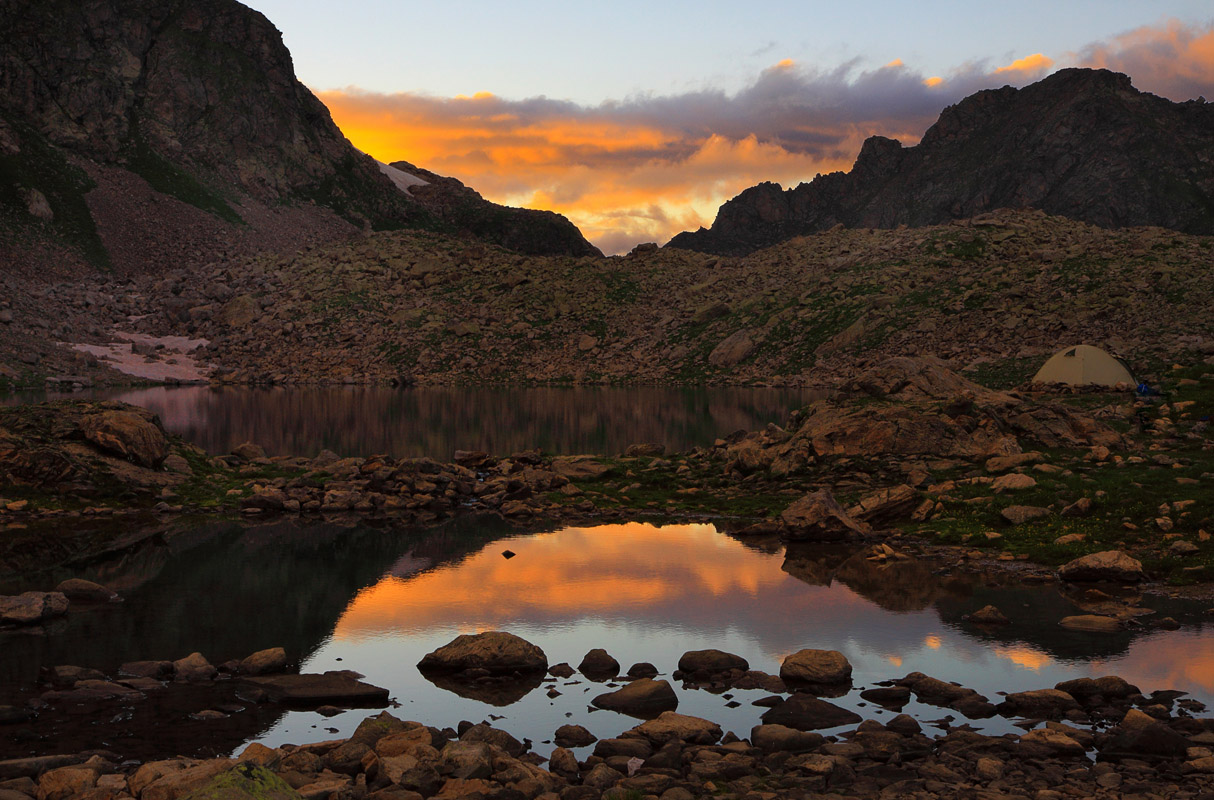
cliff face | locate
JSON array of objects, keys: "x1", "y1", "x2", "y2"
[
  {"x1": 668, "y1": 69, "x2": 1214, "y2": 256},
  {"x1": 0, "y1": 0, "x2": 596, "y2": 276}
]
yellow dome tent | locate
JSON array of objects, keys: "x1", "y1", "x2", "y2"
[{"x1": 1032, "y1": 344, "x2": 1134, "y2": 387}]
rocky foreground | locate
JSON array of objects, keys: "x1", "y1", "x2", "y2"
[{"x1": 7, "y1": 630, "x2": 1214, "y2": 800}]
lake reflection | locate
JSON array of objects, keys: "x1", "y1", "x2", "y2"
[
  {"x1": 4, "y1": 518, "x2": 1214, "y2": 761},
  {"x1": 2, "y1": 385, "x2": 823, "y2": 458}
]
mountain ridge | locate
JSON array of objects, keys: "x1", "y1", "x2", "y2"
[
  {"x1": 0, "y1": 0, "x2": 597, "y2": 276},
  {"x1": 667, "y1": 69, "x2": 1214, "y2": 256}
]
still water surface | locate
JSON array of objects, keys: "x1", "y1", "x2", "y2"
[
  {"x1": 1, "y1": 385, "x2": 822, "y2": 458},
  {"x1": 3, "y1": 518, "x2": 1212, "y2": 758}
]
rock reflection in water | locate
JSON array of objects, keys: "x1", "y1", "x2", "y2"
[
  {"x1": 419, "y1": 672, "x2": 546, "y2": 706},
  {"x1": 8, "y1": 385, "x2": 824, "y2": 458}
]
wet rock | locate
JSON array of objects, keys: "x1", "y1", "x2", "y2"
[
  {"x1": 548, "y1": 663, "x2": 575, "y2": 678},
  {"x1": 780, "y1": 489, "x2": 871, "y2": 541},
  {"x1": 750, "y1": 724, "x2": 825, "y2": 752},
  {"x1": 578, "y1": 648, "x2": 620, "y2": 679},
  {"x1": 1055, "y1": 676, "x2": 1140, "y2": 701},
  {"x1": 731, "y1": 670, "x2": 786, "y2": 692},
  {"x1": 626, "y1": 662, "x2": 658, "y2": 678},
  {"x1": 53, "y1": 579, "x2": 118, "y2": 603},
  {"x1": 417, "y1": 631, "x2": 547, "y2": 675},
  {"x1": 859, "y1": 686, "x2": 911, "y2": 708},
  {"x1": 998, "y1": 689, "x2": 1081, "y2": 718},
  {"x1": 80, "y1": 409, "x2": 169, "y2": 468},
  {"x1": 779, "y1": 649, "x2": 852, "y2": 685},
  {"x1": 1059, "y1": 615, "x2": 1122, "y2": 633},
  {"x1": 554, "y1": 724, "x2": 596, "y2": 748},
  {"x1": 0, "y1": 591, "x2": 68, "y2": 625},
  {"x1": 46, "y1": 665, "x2": 106, "y2": 686},
  {"x1": 897, "y1": 672, "x2": 996, "y2": 718},
  {"x1": 173, "y1": 652, "x2": 217, "y2": 683},
  {"x1": 963, "y1": 605, "x2": 1010, "y2": 625},
  {"x1": 1058, "y1": 550, "x2": 1145, "y2": 583},
  {"x1": 677, "y1": 649, "x2": 748, "y2": 676},
  {"x1": 591, "y1": 678, "x2": 678, "y2": 717},
  {"x1": 759, "y1": 695, "x2": 862, "y2": 731},
  {"x1": 239, "y1": 647, "x2": 288, "y2": 676},
  {"x1": 241, "y1": 672, "x2": 390, "y2": 706}
]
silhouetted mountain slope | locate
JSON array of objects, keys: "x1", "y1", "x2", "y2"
[{"x1": 668, "y1": 69, "x2": 1214, "y2": 256}]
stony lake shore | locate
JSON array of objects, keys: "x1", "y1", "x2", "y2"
[{"x1": 0, "y1": 354, "x2": 1212, "y2": 798}]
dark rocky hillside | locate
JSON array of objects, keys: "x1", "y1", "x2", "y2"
[
  {"x1": 0, "y1": 0, "x2": 596, "y2": 277},
  {"x1": 668, "y1": 69, "x2": 1214, "y2": 256}
]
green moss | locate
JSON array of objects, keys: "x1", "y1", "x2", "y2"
[
  {"x1": 0, "y1": 115, "x2": 111, "y2": 268},
  {"x1": 122, "y1": 126, "x2": 244, "y2": 225},
  {"x1": 180, "y1": 763, "x2": 299, "y2": 800}
]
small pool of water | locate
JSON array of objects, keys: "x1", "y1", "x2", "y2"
[
  {"x1": 2, "y1": 518, "x2": 1212, "y2": 760},
  {"x1": 0, "y1": 385, "x2": 824, "y2": 459}
]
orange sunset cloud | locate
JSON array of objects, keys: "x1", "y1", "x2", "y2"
[{"x1": 316, "y1": 20, "x2": 1214, "y2": 254}]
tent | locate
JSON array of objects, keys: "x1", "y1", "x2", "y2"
[{"x1": 1032, "y1": 345, "x2": 1134, "y2": 387}]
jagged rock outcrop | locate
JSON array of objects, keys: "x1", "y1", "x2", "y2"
[{"x1": 668, "y1": 69, "x2": 1214, "y2": 256}]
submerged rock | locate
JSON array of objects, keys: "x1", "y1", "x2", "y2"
[{"x1": 241, "y1": 672, "x2": 390, "y2": 706}]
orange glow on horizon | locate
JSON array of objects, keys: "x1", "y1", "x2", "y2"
[{"x1": 316, "y1": 21, "x2": 1214, "y2": 254}]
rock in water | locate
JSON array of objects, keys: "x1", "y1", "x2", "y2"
[
  {"x1": 53, "y1": 579, "x2": 118, "y2": 603},
  {"x1": 780, "y1": 649, "x2": 853, "y2": 685},
  {"x1": 1059, "y1": 615, "x2": 1122, "y2": 633},
  {"x1": 677, "y1": 649, "x2": 749, "y2": 676},
  {"x1": 760, "y1": 695, "x2": 862, "y2": 731},
  {"x1": 591, "y1": 678, "x2": 678, "y2": 717},
  {"x1": 241, "y1": 673, "x2": 390, "y2": 706},
  {"x1": 417, "y1": 631, "x2": 547, "y2": 675},
  {"x1": 0, "y1": 591, "x2": 69, "y2": 625},
  {"x1": 1058, "y1": 550, "x2": 1145, "y2": 583},
  {"x1": 578, "y1": 648, "x2": 620, "y2": 678}
]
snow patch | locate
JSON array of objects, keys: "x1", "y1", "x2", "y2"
[
  {"x1": 376, "y1": 160, "x2": 429, "y2": 194},
  {"x1": 70, "y1": 331, "x2": 211, "y2": 383}
]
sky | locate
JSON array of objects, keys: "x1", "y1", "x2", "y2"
[{"x1": 245, "y1": 1, "x2": 1214, "y2": 253}]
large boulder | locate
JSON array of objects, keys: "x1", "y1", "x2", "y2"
[
  {"x1": 1058, "y1": 551, "x2": 1145, "y2": 583},
  {"x1": 591, "y1": 678, "x2": 678, "y2": 717},
  {"x1": 847, "y1": 484, "x2": 919, "y2": 525},
  {"x1": 780, "y1": 490, "x2": 871, "y2": 541},
  {"x1": 53, "y1": 579, "x2": 118, "y2": 603},
  {"x1": 0, "y1": 591, "x2": 68, "y2": 625},
  {"x1": 417, "y1": 631, "x2": 547, "y2": 675},
  {"x1": 80, "y1": 409, "x2": 169, "y2": 468},
  {"x1": 708, "y1": 330, "x2": 756, "y2": 367},
  {"x1": 780, "y1": 649, "x2": 852, "y2": 685}
]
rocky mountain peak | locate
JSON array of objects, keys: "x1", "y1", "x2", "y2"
[{"x1": 668, "y1": 68, "x2": 1214, "y2": 256}]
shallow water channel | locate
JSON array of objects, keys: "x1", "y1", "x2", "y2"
[{"x1": 3, "y1": 517, "x2": 1213, "y2": 760}]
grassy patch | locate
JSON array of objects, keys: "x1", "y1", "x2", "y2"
[{"x1": 122, "y1": 123, "x2": 244, "y2": 225}]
